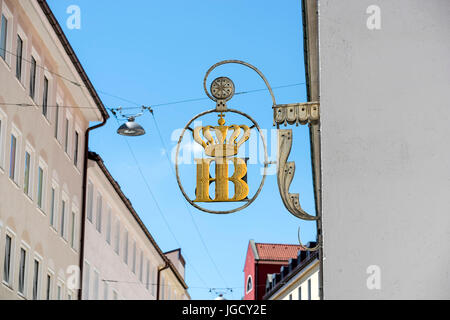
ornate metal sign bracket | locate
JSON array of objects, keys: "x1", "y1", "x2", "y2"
[
  {"x1": 175, "y1": 59, "x2": 321, "y2": 252},
  {"x1": 274, "y1": 102, "x2": 321, "y2": 251}
]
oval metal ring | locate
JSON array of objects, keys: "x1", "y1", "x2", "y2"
[{"x1": 175, "y1": 108, "x2": 269, "y2": 214}]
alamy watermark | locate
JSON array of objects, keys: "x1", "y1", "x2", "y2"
[
  {"x1": 366, "y1": 265, "x2": 381, "y2": 290},
  {"x1": 366, "y1": 5, "x2": 381, "y2": 30},
  {"x1": 66, "y1": 5, "x2": 81, "y2": 30}
]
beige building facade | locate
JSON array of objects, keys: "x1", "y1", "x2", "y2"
[
  {"x1": 0, "y1": 0, "x2": 107, "y2": 300},
  {"x1": 84, "y1": 152, "x2": 189, "y2": 300}
]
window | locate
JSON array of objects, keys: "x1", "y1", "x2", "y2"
[
  {"x1": 83, "y1": 262, "x2": 90, "y2": 300},
  {"x1": 60, "y1": 200, "x2": 66, "y2": 238},
  {"x1": 307, "y1": 279, "x2": 311, "y2": 300},
  {"x1": 46, "y1": 274, "x2": 52, "y2": 300},
  {"x1": 0, "y1": 14, "x2": 8, "y2": 61},
  {"x1": 37, "y1": 166, "x2": 45, "y2": 210},
  {"x1": 64, "y1": 118, "x2": 69, "y2": 154},
  {"x1": 15, "y1": 35, "x2": 23, "y2": 80},
  {"x1": 32, "y1": 259, "x2": 40, "y2": 300},
  {"x1": 246, "y1": 276, "x2": 253, "y2": 293},
  {"x1": 70, "y1": 211, "x2": 76, "y2": 249},
  {"x1": 29, "y1": 56, "x2": 36, "y2": 99},
  {"x1": 151, "y1": 263, "x2": 156, "y2": 296},
  {"x1": 9, "y1": 134, "x2": 17, "y2": 181},
  {"x1": 114, "y1": 220, "x2": 120, "y2": 254},
  {"x1": 298, "y1": 286, "x2": 302, "y2": 300},
  {"x1": 57, "y1": 283, "x2": 62, "y2": 300},
  {"x1": 74, "y1": 131, "x2": 79, "y2": 166},
  {"x1": 139, "y1": 250, "x2": 143, "y2": 282},
  {"x1": 50, "y1": 187, "x2": 57, "y2": 228},
  {"x1": 23, "y1": 151, "x2": 31, "y2": 196},
  {"x1": 42, "y1": 77, "x2": 49, "y2": 118},
  {"x1": 18, "y1": 248, "x2": 27, "y2": 295},
  {"x1": 0, "y1": 116, "x2": 4, "y2": 169},
  {"x1": 146, "y1": 260, "x2": 150, "y2": 290},
  {"x1": 123, "y1": 230, "x2": 128, "y2": 264},
  {"x1": 3, "y1": 234, "x2": 12, "y2": 284},
  {"x1": 87, "y1": 181, "x2": 93, "y2": 222},
  {"x1": 104, "y1": 281, "x2": 109, "y2": 300},
  {"x1": 106, "y1": 208, "x2": 111, "y2": 244},
  {"x1": 54, "y1": 104, "x2": 59, "y2": 139},
  {"x1": 132, "y1": 241, "x2": 136, "y2": 273},
  {"x1": 96, "y1": 194, "x2": 102, "y2": 233},
  {"x1": 93, "y1": 270, "x2": 99, "y2": 300}
]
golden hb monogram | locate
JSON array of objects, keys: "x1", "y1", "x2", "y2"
[{"x1": 193, "y1": 114, "x2": 250, "y2": 202}]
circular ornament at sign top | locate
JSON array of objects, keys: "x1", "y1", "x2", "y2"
[
  {"x1": 175, "y1": 108, "x2": 269, "y2": 215},
  {"x1": 210, "y1": 77, "x2": 235, "y2": 101}
]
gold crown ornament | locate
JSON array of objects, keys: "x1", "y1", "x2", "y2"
[{"x1": 193, "y1": 113, "x2": 251, "y2": 158}]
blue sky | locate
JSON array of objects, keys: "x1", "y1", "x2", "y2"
[{"x1": 48, "y1": 0, "x2": 316, "y2": 300}]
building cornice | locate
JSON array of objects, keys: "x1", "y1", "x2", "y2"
[{"x1": 36, "y1": 0, "x2": 109, "y2": 121}]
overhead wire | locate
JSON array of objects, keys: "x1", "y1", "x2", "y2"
[{"x1": 150, "y1": 111, "x2": 235, "y2": 298}]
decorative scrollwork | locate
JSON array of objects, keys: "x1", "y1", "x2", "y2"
[
  {"x1": 277, "y1": 129, "x2": 318, "y2": 221},
  {"x1": 298, "y1": 227, "x2": 320, "y2": 252},
  {"x1": 273, "y1": 102, "x2": 319, "y2": 127}
]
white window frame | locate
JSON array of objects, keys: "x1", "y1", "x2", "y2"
[
  {"x1": 246, "y1": 275, "x2": 253, "y2": 294},
  {"x1": 0, "y1": 108, "x2": 7, "y2": 170},
  {"x1": 15, "y1": 24, "x2": 28, "y2": 86},
  {"x1": 114, "y1": 218, "x2": 120, "y2": 255},
  {"x1": 23, "y1": 141, "x2": 35, "y2": 199},
  {"x1": 83, "y1": 260, "x2": 90, "y2": 300},
  {"x1": 41, "y1": 70, "x2": 53, "y2": 122},
  {"x1": 93, "y1": 268, "x2": 100, "y2": 300},
  {"x1": 123, "y1": 229, "x2": 129, "y2": 265},
  {"x1": 73, "y1": 122, "x2": 82, "y2": 170},
  {"x1": 29, "y1": 47, "x2": 41, "y2": 104},
  {"x1": 105, "y1": 206, "x2": 112, "y2": 245},
  {"x1": 2, "y1": 228, "x2": 16, "y2": 288},
  {"x1": 36, "y1": 157, "x2": 48, "y2": 214},
  {"x1": 60, "y1": 191, "x2": 69, "y2": 241},
  {"x1": 95, "y1": 191, "x2": 102, "y2": 233},
  {"x1": 54, "y1": 94, "x2": 64, "y2": 144},
  {"x1": 0, "y1": 2, "x2": 13, "y2": 67},
  {"x1": 46, "y1": 269, "x2": 55, "y2": 300},
  {"x1": 56, "y1": 278, "x2": 65, "y2": 300},
  {"x1": 70, "y1": 204, "x2": 78, "y2": 251},
  {"x1": 9, "y1": 124, "x2": 22, "y2": 186},
  {"x1": 31, "y1": 253, "x2": 43, "y2": 300},
  {"x1": 132, "y1": 240, "x2": 136, "y2": 274},
  {"x1": 86, "y1": 180, "x2": 94, "y2": 222},
  {"x1": 151, "y1": 262, "x2": 156, "y2": 296},
  {"x1": 17, "y1": 241, "x2": 30, "y2": 298},
  {"x1": 49, "y1": 180, "x2": 59, "y2": 231},
  {"x1": 64, "y1": 111, "x2": 72, "y2": 159}
]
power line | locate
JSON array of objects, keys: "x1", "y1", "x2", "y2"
[
  {"x1": 0, "y1": 82, "x2": 306, "y2": 113},
  {"x1": 114, "y1": 118, "x2": 210, "y2": 290},
  {"x1": 150, "y1": 112, "x2": 234, "y2": 298}
]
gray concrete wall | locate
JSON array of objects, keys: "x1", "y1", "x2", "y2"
[{"x1": 319, "y1": 0, "x2": 450, "y2": 299}]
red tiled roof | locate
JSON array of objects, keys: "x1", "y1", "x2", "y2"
[{"x1": 255, "y1": 243, "x2": 303, "y2": 261}]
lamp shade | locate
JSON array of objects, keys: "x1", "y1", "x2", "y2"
[{"x1": 117, "y1": 119, "x2": 146, "y2": 137}]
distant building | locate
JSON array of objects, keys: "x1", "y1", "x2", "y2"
[
  {"x1": 243, "y1": 240, "x2": 303, "y2": 300},
  {"x1": 0, "y1": 0, "x2": 107, "y2": 300},
  {"x1": 83, "y1": 152, "x2": 190, "y2": 300},
  {"x1": 264, "y1": 247, "x2": 319, "y2": 300}
]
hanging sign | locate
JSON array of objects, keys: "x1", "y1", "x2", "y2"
[{"x1": 175, "y1": 72, "x2": 268, "y2": 214}]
